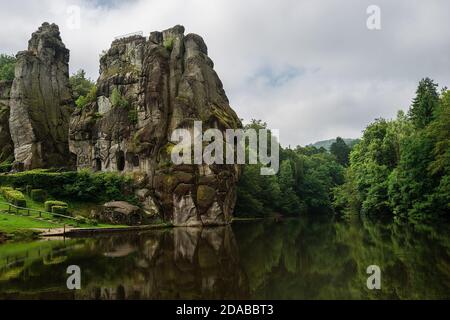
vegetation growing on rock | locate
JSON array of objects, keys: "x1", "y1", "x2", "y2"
[
  {"x1": 75, "y1": 85, "x2": 97, "y2": 109},
  {"x1": 110, "y1": 88, "x2": 129, "y2": 108}
]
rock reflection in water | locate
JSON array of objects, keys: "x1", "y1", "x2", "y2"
[{"x1": 76, "y1": 226, "x2": 248, "y2": 299}]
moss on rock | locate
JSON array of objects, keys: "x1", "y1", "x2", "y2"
[{"x1": 196, "y1": 185, "x2": 216, "y2": 210}]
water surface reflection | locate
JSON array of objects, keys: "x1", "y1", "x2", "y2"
[{"x1": 0, "y1": 216, "x2": 449, "y2": 299}]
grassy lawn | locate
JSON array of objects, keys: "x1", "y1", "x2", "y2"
[
  {"x1": 0, "y1": 191, "x2": 125, "y2": 240},
  {"x1": 0, "y1": 213, "x2": 62, "y2": 231}
]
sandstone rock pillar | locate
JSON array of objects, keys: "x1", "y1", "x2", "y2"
[{"x1": 9, "y1": 22, "x2": 74, "y2": 170}]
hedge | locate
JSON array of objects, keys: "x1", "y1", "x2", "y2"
[
  {"x1": 45, "y1": 200, "x2": 68, "y2": 213},
  {"x1": 30, "y1": 189, "x2": 47, "y2": 202},
  {"x1": 0, "y1": 186, "x2": 14, "y2": 198},
  {"x1": 0, "y1": 169, "x2": 135, "y2": 203},
  {"x1": 74, "y1": 216, "x2": 99, "y2": 225},
  {"x1": 51, "y1": 205, "x2": 68, "y2": 216},
  {"x1": 2, "y1": 188, "x2": 26, "y2": 207},
  {"x1": 75, "y1": 216, "x2": 88, "y2": 224}
]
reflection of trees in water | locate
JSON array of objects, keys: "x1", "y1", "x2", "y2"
[
  {"x1": 233, "y1": 216, "x2": 450, "y2": 299},
  {"x1": 352, "y1": 217, "x2": 450, "y2": 299}
]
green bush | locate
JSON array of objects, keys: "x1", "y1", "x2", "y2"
[
  {"x1": 110, "y1": 88, "x2": 129, "y2": 108},
  {"x1": 30, "y1": 189, "x2": 47, "y2": 202},
  {"x1": 163, "y1": 37, "x2": 175, "y2": 51},
  {"x1": 51, "y1": 205, "x2": 68, "y2": 216},
  {"x1": 75, "y1": 216, "x2": 88, "y2": 224},
  {"x1": 0, "y1": 169, "x2": 135, "y2": 203},
  {"x1": 0, "y1": 162, "x2": 12, "y2": 173},
  {"x1": 75, "y1": 95, "x2": 88, "y2": 109},
  {"x1": 0, "y1": 170, "x2": 77, "y2": 194},
  {"x1": 45, "y1": 200, "x2": 68, "y2": 213},
  {"x1": 62, "y1": 170, "x2": 135, "y2": 202},
  {"x1": 75, "y1": 85, "x2": 97, "y2": 109},
  {"x1": 128, "y1": 108, "x2": 138, "y2": 125},
  {"x1": 3, "y1": 189, "x2": 26, "y2": 207},
  {"x1": 0, "y1": 186, "x2": 14, "y2": 198}
]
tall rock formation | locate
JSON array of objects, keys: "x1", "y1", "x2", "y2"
[
  {"x1": 0, "y1": 80, "x2": 14, "y2": 163},
  {"x1": 9, "y1": 23, "x2": 73, "y2": 170},
  {"x1": 70, "y1": 26, "x2": 241, "y2": 226}
]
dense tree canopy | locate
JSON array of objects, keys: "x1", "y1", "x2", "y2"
[
  {"x1": 237, "y1": 78, "x2": 449, "y2": 221},
  {"x1": 235, "y1": 120, "x2": 346, "y2": 217},
  {"x1": 330, "y1": 137, "x2": 351, "y2": 166},
  {"x1": 334, "y1": 78, "x2": 449, "y2": 221}
]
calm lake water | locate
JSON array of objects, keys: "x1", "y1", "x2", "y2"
[{"x1": 0, "y1": 216, "x2": 449, "y2": 299}]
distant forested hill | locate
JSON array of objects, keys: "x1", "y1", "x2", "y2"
[{"x1": 309, "y1": 138, "x2": 359, "y2": 151}]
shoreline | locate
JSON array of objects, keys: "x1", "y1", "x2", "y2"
[
  {"x1": 36, "y1": 223, "x2": 173, "y2": 238},
  {"x1": 0, "y1": 217, "x2": 270, "y2": 243}
]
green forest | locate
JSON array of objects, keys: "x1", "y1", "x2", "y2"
[{"x1": 236, "y1": 78, "x2": 449, "y2": 222}]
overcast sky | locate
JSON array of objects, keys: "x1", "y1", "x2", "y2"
[{"x1": 1, "y1": 0, "x2": 449, "y2": 146}]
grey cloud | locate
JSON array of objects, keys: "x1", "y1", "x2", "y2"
[{"x1": 0, "y1": 0, "x2": 448, "y2": 146}]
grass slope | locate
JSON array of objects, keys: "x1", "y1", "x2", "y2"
[{"x1": 0, "y1": 192, "x2": 124, "y2": 242}]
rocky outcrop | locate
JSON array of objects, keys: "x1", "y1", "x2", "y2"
[
  {"x1": 70, "y1": 26, "x2": 241, "y2": 226},
  {"x1": 95, "y1": 201, "x2": 147, "y2": 225},
  {"x1": 0, "y1": 80, "x2": 14, "y2": 164},
  {"x1": 9, "y1": 23, "x2": 74, "y2": 170}
]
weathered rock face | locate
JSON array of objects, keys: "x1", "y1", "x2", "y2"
[
  {"x1": 95, "y1": 201, "x2": 147, "y2": 225},
  {"x1": 70, "y1": 26, "x2": 241, "y2": 226},
  {"x1": 0, "y1": 81, "x2": 14, "y2": 164},
  {"x1": 9, "y1": 23, "x2": 74, "y2": 170}
]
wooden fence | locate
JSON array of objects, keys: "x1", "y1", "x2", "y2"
[{"x1": 0, "y1": 201, "x2": 80, "y2": 223}]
